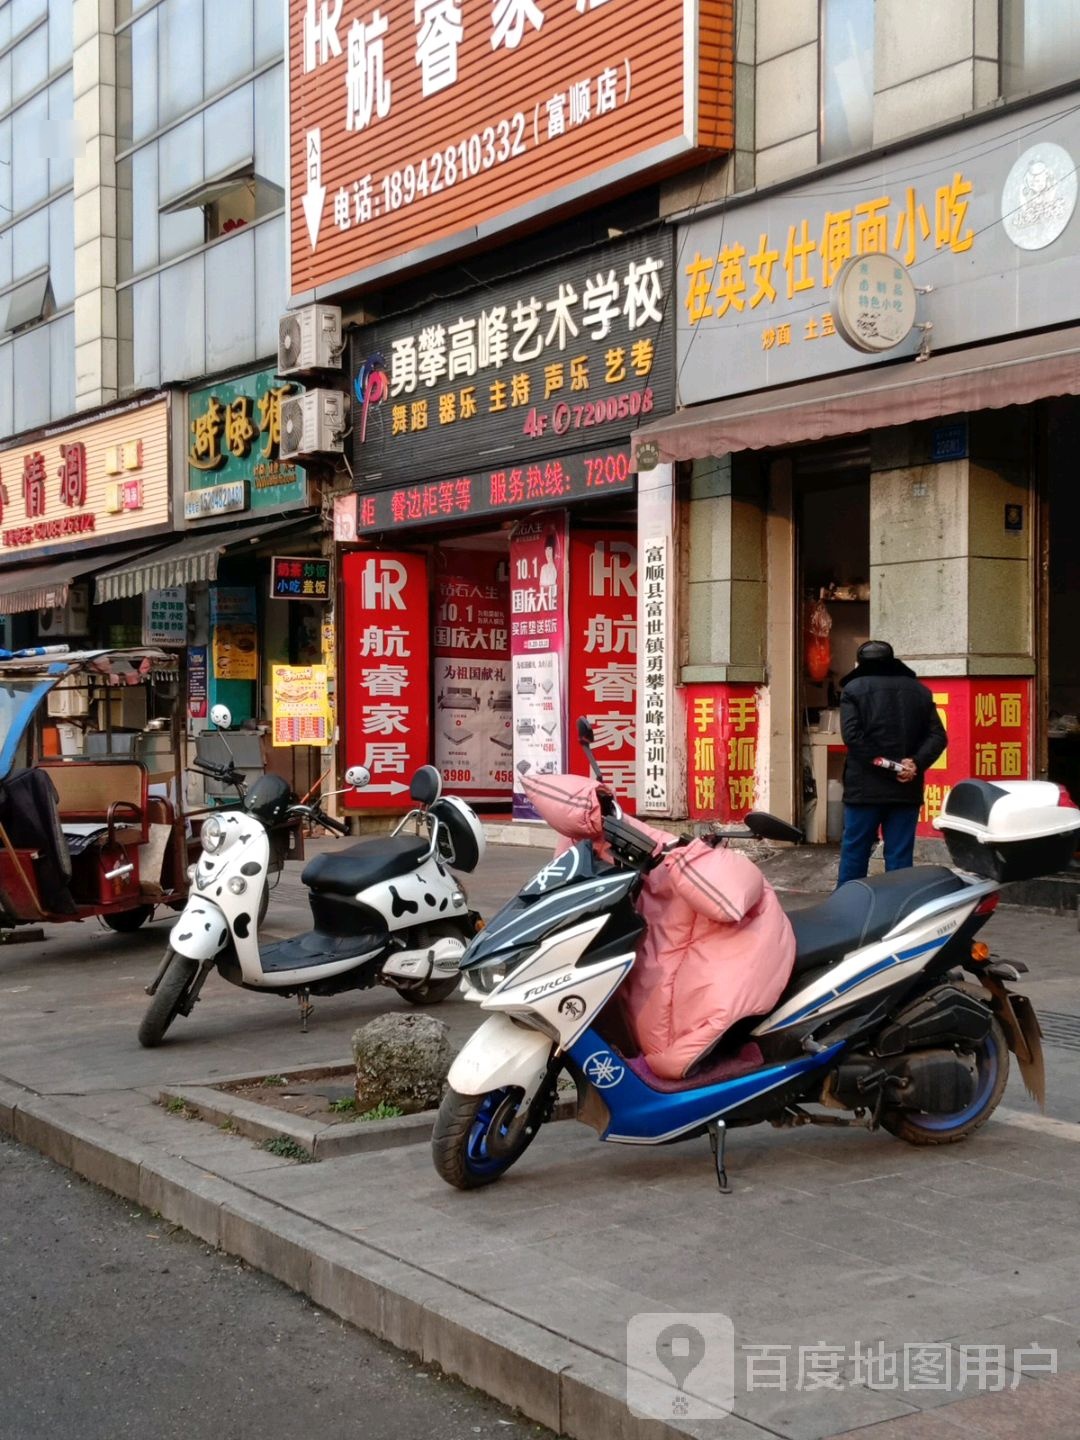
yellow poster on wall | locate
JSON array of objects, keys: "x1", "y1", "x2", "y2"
[
  {"x1": 213, "y1": 623, "x2": 258, "y2": 680},
  {"x1": 272, "y1": 664, "x2": 331, "y2": 746}
]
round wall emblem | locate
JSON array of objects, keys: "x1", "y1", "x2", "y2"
[
  {"x1": 830, "y1": 254, "x2": 917, "y2": 354},
  {"x1": 1001, "y1": 142, "x2": 1077, "y2": 251}
]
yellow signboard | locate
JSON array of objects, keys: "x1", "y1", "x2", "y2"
[
  {"x1": 213, "y1": 623, "x2": 258, "y2": 680},
  {"x1": 272, "y1": 664, "x2": 331, "y2": 746}
]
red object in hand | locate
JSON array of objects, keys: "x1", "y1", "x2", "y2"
[{"x1": 873, "y1": 757, "x2": 905, "y2": 772}]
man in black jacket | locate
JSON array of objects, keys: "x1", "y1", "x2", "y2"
[{"x1": 837, "y1": 640, "x2": 947, "y2": 886}]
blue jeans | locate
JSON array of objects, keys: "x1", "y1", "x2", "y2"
[{"x1": 837, "y1": 804, "x2": 919, "y2": 886}]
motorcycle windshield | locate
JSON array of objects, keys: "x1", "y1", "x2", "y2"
[
  {"x1": 463, "y1": 867, "x2": 637, "y2": 966},
  {"x1": 0, "y1": 677, "x2": 60, "y2": 779}
]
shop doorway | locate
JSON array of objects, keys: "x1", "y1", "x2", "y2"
[
  {"x1": 1040, "y1": 399, "x2": 1080, "y2": 809},
  {"x1": 794, "y1": 448, "x2": 871, "y2": 842}
]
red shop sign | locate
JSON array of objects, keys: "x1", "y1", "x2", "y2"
[
  {"x1": 341, "y1": 550, "x2": 430, "y2": 810},
  {"x1": 686, "y1": 683, "x2": 761, "y2": 822},
  {"x1": 567, "y1": 531, "x2": 638, "y2": 811}
]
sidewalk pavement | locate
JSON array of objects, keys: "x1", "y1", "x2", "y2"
[{"x1": 3, "y1": 843, "x2": 1080, "y2": 1440}]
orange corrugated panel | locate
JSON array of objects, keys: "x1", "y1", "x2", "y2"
[{"x1": 288, "y1": 0, "x2": 733, "y2": 298}]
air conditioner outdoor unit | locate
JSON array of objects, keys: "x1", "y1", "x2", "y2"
[
  {"x1": 279, "y1": 389, "x2": 346, "y2": 460},
  {"x1": 38, "y1": 584, "x2": 90, "y2": 638},
  {"x1": 277, "y1": 303, "x2": 343, "y2": 376}
]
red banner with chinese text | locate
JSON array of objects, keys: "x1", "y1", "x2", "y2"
[
  {"x1": 341, "y1": 551, "x2": 430, "y2": 810},
  {"x1": 917, "y1": 678, "x2": 1033, "y2": 835},
  {"x1": 686, "y1": 684, "x2": 761, "y2": 821},
  {"x1": 568, "y1": 531, "x2": 638, "y2": 812},
  {"x1": 433, "y1": 550, "x2": 512, "y2": 801}
]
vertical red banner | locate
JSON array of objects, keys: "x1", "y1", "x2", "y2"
[
  {"x1": 341, "y1": 551, "x2": 430, "y2": 810},
  {"x1": 568, "y1": 531, "x2": 638, "y2": 812},
  {"x1": 918, "y1": 678, "x2": 1032, "y2": 834},
  {"x1": 510, "y1": 515, "x2": 568, "y2": 820},
  {"x1": 433, "y1": 551, "x2": 512, "y2": 800},
  {"x1": 686, "y1": 683, "x2": 761, "y2": 821}
]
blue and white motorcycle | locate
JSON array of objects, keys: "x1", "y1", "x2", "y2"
[{"x1": 432, "y1": 721, "x2": 1079, "y2": 1190}]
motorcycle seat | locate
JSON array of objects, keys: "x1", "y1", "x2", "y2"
[
  {"x1": 788, "y1": 866, "x2": 971, "y2": 975},
  {"x1": 301, "y1": 835, "x2": 430, "y2": 896}
]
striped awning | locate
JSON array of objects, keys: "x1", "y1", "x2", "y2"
[
  {"x1": 0, "y1": 542, "x2": 158, "y2": 615},
  {"x1": 95, "y1": 517, "x2": 312, "y2": 603}
]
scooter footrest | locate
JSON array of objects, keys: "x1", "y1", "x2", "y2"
[
  {"x1": 626, "y1": 1043, "x2": 764, "y2": 1093},
  {"x1": 259, "y1": 929, "x2": 383, "y2": 974}
]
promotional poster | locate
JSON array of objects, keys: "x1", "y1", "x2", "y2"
[
  {"x1": 510, "y1": 514, "x2": 568, "y2": 820},
  {"x1": 433, "y1": 551, "x2": 512, "y2": 800}
]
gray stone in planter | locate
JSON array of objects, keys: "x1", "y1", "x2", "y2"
[{"x1": 352, "y1": 1013, "x2": 452, "y2": 1115}]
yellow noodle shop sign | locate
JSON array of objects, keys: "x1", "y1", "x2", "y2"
[{"x1": 271, "y1": 664, "x2": 331, "y2": 746}]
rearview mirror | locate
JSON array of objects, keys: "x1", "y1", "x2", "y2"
[
  {"x1": 210, "y1": 703, "x2": 232, "y2": 730},
  {"x1": 744, "y1": 811, "x2": 804, "y2": 844},
  {"x1": 345, "y1": 764, "x2": 371, "y2": 789},
  {"x1": 577, "y1": 716, "x2": 595, "y2": 746}
]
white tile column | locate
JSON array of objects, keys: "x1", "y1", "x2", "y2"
[{"x1": 72, "y1": 0, "x2": 118, "y2": 410}]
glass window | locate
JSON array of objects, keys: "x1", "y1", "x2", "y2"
[
  {"x1": 158, "y1": 0, "x2": 204, "y2": 128},
  {"x1": 820, "y1": 0, "x2": 874, "y2": 163},
  {"x1": 12, "y1": 0, "x2": 47, "y2": 32},
  {"x1": 205, "y1": 224, "x2": 254, "y2": 371},
  {"x1": 132, "y1": 272, "x2": 160, "y2": 389},
  {"x1": 203, "y1": 82, "x2": 253, "y2": 179},
  {"x1": 0, "y1": 118, "x2": 12, "y2": 217},
  {"x1": 0, "y1": 339, "x2": 13, "y2": 440},
  {"x1": 0, "y1": 52, "x2": 12, "y2": 114},
  {"x1": 48, "y1": 190, "x2": 72, "y2": 307},
  {"x1": 131, "y1": 142, "x2": 159, "y2": 273},
  {"x1": 159, "y1": 253, "x2": 205, "y2": 380},
  {"x1": 11, "y1": 24, "x2": 47, "y2": 105},
  {"x1": 254, "y1": 0, "x2": 284, "y2": 66},
  {"x1": 12, "y1": 91, "x2": 49, "y2": 212},
  {"x1": 0, "y1": 6, "x2": 11, "y2": 49},
  {"x1": 0, "y1": 226, "x2": 12, "y2": 290},
  {"x1": 49, "y1": 309, "x2": 73, "y2": 418},
  {"x1": 254, "y1": 65, "x2": 284, "y2": 191},
  {"x1": 1002, "y1": 0, "x2": 1080, "y2": 95},
  {"x1": 12, "y1": 319, "x2": 49, "y2": 431},
  {"x1": 11, "y1": 205, "x2": 46, "y2": 280},
  {"x1": 254, "y1": 212, "x2": 284, "y2": 357},
  {"x1": 48, "y1": 0, "x2": 73, "y2": 73},
  {"x1": 159, "y1": 110, "x2": 204, "y2": 204},
  {"x1": 204, "y1": 0, "x2": 253, "y2": 95},
  {"x1": 117, "y1": 282, "x2": 133, "y2": 393},
  {"x1": 130, "y1": 10, "x2": 158, "y2": 143},
  {"x1": 47, "y1": 72, "x2": 74, "y2": 193}
]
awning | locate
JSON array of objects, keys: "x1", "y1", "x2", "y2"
[
  {"x1": 0, "y1": 543, "x2": 158, "y2": 615},
  {"x1": 95, "y1": 517, "x2": 314, "y2": 603},
  {"x1": 631, "y1": 325, "x2": 1080, "y2": 466}
]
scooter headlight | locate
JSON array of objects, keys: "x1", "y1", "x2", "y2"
[
  {"x1": 465, "y1": 961, "x2": 508, "y2": 996},
  {"x1": 200, "y1": 815, "x2": 226, "y2": 853}
]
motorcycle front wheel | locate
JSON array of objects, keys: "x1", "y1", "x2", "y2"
[
  {"x1": 432, "y1": 1085, "x2": 548, "y2": 1189},
  {"x1": 138, "y1": 950, "x2": 197, "y2": 1049}
]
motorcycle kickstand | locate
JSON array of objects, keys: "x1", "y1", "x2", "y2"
[
  {"x1": 707, "y1": 1120, "x2": 732, "y2": 1195},
  {"x1": 297, "y1": 988, "x2": 314, "y2": 1033}
]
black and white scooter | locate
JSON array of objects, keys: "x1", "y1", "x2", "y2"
[{"x1": 139, "y1": 708, "x2": 485, "y2": 1046}]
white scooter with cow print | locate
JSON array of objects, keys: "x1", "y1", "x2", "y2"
[{"x1": 138, "y1": 706, "x2": 486, "y2": 1046}]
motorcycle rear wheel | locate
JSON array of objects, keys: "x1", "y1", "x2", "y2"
[
  {"x1": 138, "y1": 950, "x2": 197, "y2": 1048},
  {"x1": 103, "y1": 905, "x2": 154, "y2": 932},
  {"x1": 432, "y1": 1085, "x2": 546, "y2": 1189},
  {"x1": 881, "y1": 1013, "x2": 1009, "y2": 1146}
]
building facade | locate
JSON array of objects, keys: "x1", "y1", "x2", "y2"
[{"x1": 636, "y1": 0, "x2": 1080, "y2": 840}]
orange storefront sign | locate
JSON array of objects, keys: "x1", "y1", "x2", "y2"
[
  {"x1": 288, "y1": 0, "x2": 733, "y2": 298},
  {"x1": 0, "y1": 398, "x2": 170, "y2": 559}
]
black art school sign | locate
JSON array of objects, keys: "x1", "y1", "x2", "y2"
[{"x1": 349, "y1": 231, "x2": 675, "y2": 488}]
